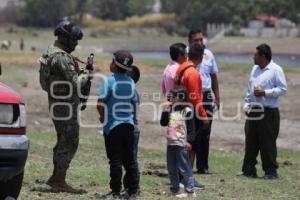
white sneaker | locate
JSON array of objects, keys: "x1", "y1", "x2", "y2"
[
  {"x1": 179, "y1": 183, "x2": 184, "y2": 189},
  {"x1": 176, "y1": 192, "x2": 197, "y2": 198}
]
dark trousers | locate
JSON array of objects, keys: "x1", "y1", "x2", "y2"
[
  {"x1": 52, "y1": 119, "x2": 79, "y2": 174},
  {"x1": 194, "y1": 91, "x2": 213, "y2": 171},
  {"x1": 104, "y1": 123, "x2": 140, "y2": 195},
  {"x1": 49, "y1": 96, "x2": 80, "y2": 177},
  {"x1": 123, "y1": 127, "x2": 140, "y2": 191},
  {"x1": 242, "y1": 107, "x2": 280, "y2": 175}
]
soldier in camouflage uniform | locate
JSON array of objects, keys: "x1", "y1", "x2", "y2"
[{"x1": 42, "y1": 20, "x2": 90, "y2": 193}]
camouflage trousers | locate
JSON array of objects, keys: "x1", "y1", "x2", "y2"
[{"x1": 52, "y1": 119, "x2": 79, "y2": 174}]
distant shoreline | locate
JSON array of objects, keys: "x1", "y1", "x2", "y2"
[
  {"x1": 132, "y1": 51, "x2": 300, "y2": 67},
  {"x1": 209, "y1": 36, "x2": 300, "y2": 56}
]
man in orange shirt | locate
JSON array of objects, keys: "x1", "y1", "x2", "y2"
[
  {"x1": 175, "y1": 43, "x2": 209, "y2": 163},
  {"x1": 188, "y1": 29, "x2": 220, "y2": 174},
  {"x1": 175, "y1": 43, "x2": 208, "y2": 124}
]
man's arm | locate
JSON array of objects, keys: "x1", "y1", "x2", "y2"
[
  {"x1": 185, "y1": 109, "x2": 196, "y2": 143},
  {"x1": 209, "y1": 50, "x2": 220, "y2": 110},
  {"x1": 97, "y1": 78, "x2": 109, "y2": 123},
  {"x1": 185, "y1": 70, "x2": 209, "y2": 128},
  {"x1": 97, "y1": 99, "x2": 105, "y2": 123},
  {"x1": 264, "y1": 69, "x2": 287, "y2": 98},
  {"x1": 132, "y1": 90, "x2": 140, "y2": 125},
  {"x1": 162, "y1": 68, "x2": 174, "y2": 96},
  {"x1": 160, "y1": 103, "x2": 171, "y2": 126},
  {"x1": 186, "y1": 71, "x2": 207, "y2": 119},
  {"x1": 244, "y1": 68, "x2": 254, "y2": 113},
  {"x1": 185, "y1": 108, "x2": 195, "y2": 151},
  {"x1": 162, "y1": 79, "x2": 166, "y2": 96},
  {"x1": 211, "y1": 73, "x2": 220, "y2": 109}
]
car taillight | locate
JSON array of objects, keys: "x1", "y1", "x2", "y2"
[
  {"x1": 19, "y1": 104, "x2": 26, "y2": 127},
  {"x1": 0, "y1": 104, "x2": 14, "y2": 124}
]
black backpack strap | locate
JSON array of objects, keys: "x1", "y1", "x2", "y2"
[{"x1": 176, "y1": 65, "x2": 193, "y2": 85}]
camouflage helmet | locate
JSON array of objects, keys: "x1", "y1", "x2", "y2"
[{"x1": 54, "y1": 20, "x2": 83, "y2": 41}]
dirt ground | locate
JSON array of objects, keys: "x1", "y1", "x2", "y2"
[{"x1": 3, "y1": 54, "x2": 299, "y2": 154}]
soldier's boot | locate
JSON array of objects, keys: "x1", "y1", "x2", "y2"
[{"x1": 47, "y1": 171, "x2": 86, "y2": 194}]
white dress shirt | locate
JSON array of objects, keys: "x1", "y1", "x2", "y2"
[{"x1": 244, "y1": 60, "x2": 287, "y2": 110}]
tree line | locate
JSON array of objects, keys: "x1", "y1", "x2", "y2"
[
  {"x1": 161, "y1": 0, "x2": 300, "y2": 30},
  {"x1": 1, "y1": 0, "x2": 155, "y2": 27},
  {"x1": 1, "y1": 0, "x2": 300, "y2": 31}
]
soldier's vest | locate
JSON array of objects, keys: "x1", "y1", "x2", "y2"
[
  {"x1": 39, "y1": 46, "x2": 77, "y2": 93},
  {"x1": 39, "y1": 47, "x2": 63, "y2": 92}
]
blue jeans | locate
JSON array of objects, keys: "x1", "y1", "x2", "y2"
[{"x1": 167, "y1": 145, "x2": 194, "y2": 193}]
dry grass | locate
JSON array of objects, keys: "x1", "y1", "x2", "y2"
[{"x1": 82, "y1": 14, "x2": 176, "y2": 29}]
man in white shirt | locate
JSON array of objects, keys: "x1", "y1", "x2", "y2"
[
  {"x1": 188, "y1": 29, "x2": 220, "y2": 174},
  {"x1": 240, "y1": 43, "x2": 287, "y2": 179}
]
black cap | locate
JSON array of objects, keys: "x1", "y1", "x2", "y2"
[{"x1": 113, "y1": 50, "x2": 133, "y2": 71}]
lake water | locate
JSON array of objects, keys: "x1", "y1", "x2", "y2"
[{"x1": 132, "y1": 52, "x2": 300, "y2": 67}]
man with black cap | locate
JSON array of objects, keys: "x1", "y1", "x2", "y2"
[
  {"x1": 97, "y1": 50, "x2": 140, "y2": 199},
  {"x1": 39, "y1": 20, "x2": 90, "y2": 193}
]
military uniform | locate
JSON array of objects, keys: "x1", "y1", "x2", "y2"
[
  {"x1": 39, "y1": 20, "x2": 88, "y2": 193},
  {"x1": 46, "y1": 40, "x2": 88, "y2": 179}
]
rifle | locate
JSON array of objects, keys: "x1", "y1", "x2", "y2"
[{"x1": 80, "y1": 53, "x2": 94, "y2": 111}]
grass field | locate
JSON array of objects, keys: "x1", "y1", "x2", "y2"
[
  {"x1": 20, "y1": 131, "x2": 300, "y2": 200},
  {"x1": 1, "y1": 28, "x2": 299, "y2": 199}
]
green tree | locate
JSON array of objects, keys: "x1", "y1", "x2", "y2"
[
  {"x1": 1, "y1": 0, "x2": 23, "y2": 24},
  {"x1": 74, "y1": 0, "x2": 88, "y2": 23},
  {"x1": 22, "y1": 0, "x2": 75, "y2": 27},
  {"x1": 180, "y1": 0, "x2": 235, "y2": 31},
  {"x1": 161, "y1": 0, "x2": 300, "y2": 31},
  {"x1": 256, "y1": 0, "x2": 300, "y2": 22},
  {"x1": 92, "y1": 0, "x2": 130, "y2": 20},
  {"x1": 127, "y1": 0, "x2": 155, "y2": 16}
]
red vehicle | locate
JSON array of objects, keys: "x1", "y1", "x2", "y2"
[{"x1": 0, "y1": 65, "x2": 29, "y2": 199}]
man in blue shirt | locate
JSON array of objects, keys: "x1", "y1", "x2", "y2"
[
  {"x1": 240, "y1": 44, "x2": 287, "y2": 179},
  {"x1": 188, "y1": 29, "x2": 220, "y2": 174},
  {"x1": 97, "y1": 50, "x2": 140, "y2": 199}
]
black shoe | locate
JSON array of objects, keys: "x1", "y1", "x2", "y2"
[
  {"x1": 194, "y1": 180, "x2": 205, "y2": 190},
  {"x1": 120, "y1": 189, "x2": 140, "y2": 200},
  {"x1": 122, "y1": 192, "x2": 140, "y2": 200},
  {"x1": 128, "y1": 193, "x2": 139, "y2": 200},
  {"x1": 99, "y1": 191, "x2": 121, "y2": 200},
  {"x1": 262, "y1": 173, "x2": 278, "y2": 180},
  {"x1": 120, "y1": 189, "x2": 128, "y2": 196},
  {"x1": 236, "y1": 171, "x2": 258, "y2": 178},
  {"x1": 197, "y1": 169, "x2": 212, "y2": 175}
]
